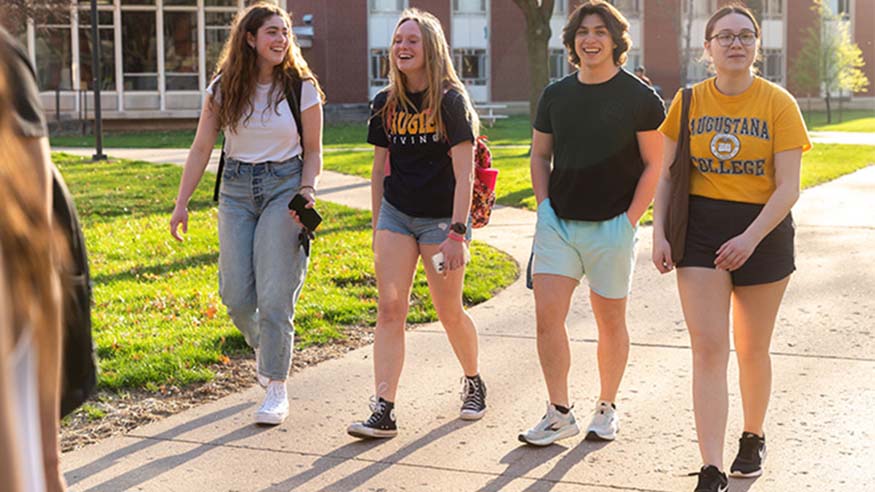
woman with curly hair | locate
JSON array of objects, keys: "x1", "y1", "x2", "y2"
[{"x1": 170, "y1": 2, "x2": 324, "y2": 426}]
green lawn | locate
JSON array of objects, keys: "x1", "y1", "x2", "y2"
[
  {"x1": 804, "y1": 109, "x2": 875, "y2": 133},
  {"x1": 56, "y1": 153, "x2": 517, "y2": 390}
]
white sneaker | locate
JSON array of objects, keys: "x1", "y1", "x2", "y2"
[
  {"x1": 255, "y1": 381, "x2": 289, "y2": 425},
  {"x1": 585, "y1": 400, "x2": 619, "y2": 441},
  {"x1": 254, "y1": 348, "x2": 269, "y2": 388},
  {"x1": 518, "y1": 402, "x2": 580, "y2": 446}
]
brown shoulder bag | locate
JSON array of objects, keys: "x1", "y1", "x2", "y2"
[{"x1": 665, "y1": 88, "x2": 693, "y2": 264}]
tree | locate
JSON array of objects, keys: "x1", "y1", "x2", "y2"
[
  {"x1": 790, "y1": 0, "x2": 869, "y2": 123},
  {"x1": 511, "y1": 0, "x2": 555, "y2": 122},
  {"x1": 0, "y1": 0, "x2": 71, "y2": 34}
]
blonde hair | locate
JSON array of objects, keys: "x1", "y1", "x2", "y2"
[
  {"x1": 213, "y1": 2, "x2": 325, "y2": 132},
  {"x1": 376, "y1": 8, "x2": 480, "y2": 139}
]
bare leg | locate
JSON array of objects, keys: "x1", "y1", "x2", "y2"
[
  {"x1": 678, "y1": 267, "x2": 733, "y2": 469},
  {"x1": 532, "y1": 274, "x2": 579, "y2": 407},
  {"x1": 420, "y1": 243, "x2": 479, "y2": 377},
  {"x1": 732, "y1": 276, "x2": 790, "y2": 436},
  {"x1": 372, "y1": 230, "x2": 419, "y2": 402},
  {"x1": 589, "y1": 290, "x2": 629, "y2": 403}
]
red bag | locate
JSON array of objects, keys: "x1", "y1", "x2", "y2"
[{"x1": 471, "y1": 135, "x2": 498, "y2": 229}]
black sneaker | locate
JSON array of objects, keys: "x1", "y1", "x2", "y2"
[
  {"x1": 347, "y1": 396, "x2": 397, "y2": 439},
  {"x1": 459, "y1": 375, "x2": 487, "y2": 420},
  {"x1": 730, "y1": 432, "x2": 766, "y2": 478},
  {"x1": 690, "y1": 465, "x2": 728, "y2": 492}
]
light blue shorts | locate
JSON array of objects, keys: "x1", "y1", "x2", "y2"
[
  {"x1": 376, "y1": 198, "x2": 472, "y2": 245},
  {"x1": 532, "y1": 198, "x2": 638, "y2": 299}
]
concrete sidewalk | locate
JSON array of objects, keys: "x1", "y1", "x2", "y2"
[{"x1": 59, "y1": 148, "x2": 875, "y2": 491}]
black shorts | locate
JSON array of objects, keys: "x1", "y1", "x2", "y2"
[{"x1": 678, "y1": 195, "x2": 795, "y2": 286}]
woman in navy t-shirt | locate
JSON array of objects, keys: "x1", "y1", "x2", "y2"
[{"x1": 347, "y1": 8, "x2": 486, "y2": 439}]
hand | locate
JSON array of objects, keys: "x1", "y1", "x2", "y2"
[
  {"x1": 652, "y1": 235, "x2": 674, "y2": 274},
  {"x1": 714, "y1": 232, "x2": 757, "y2": 271},
  {"x1": 170, "y1": 205, "x2": 189, "y2": 242},
  {"x1": 288, "y1": 189, "x2": 316, "y2": 228},
  {"x1": 439, "y1": 238, "x2": 466, "y2": 275}
]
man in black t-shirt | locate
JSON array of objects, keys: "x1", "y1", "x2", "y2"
[{"x1": 518, "y1": 2, "x2": 665, "y2": 447}]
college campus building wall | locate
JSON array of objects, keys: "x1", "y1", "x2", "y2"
[{"x1": 8, "y1": 0, "x2": 873, "y2": 122}]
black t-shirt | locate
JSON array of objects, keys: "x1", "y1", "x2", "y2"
[
  {"x1": 1, "y1": 28, "x2": 48, "y2": 138},
  {"x1": 534, "y1": 69, "x2": 665, "y2": 221},
  {"x1": 367, "y1": 88, "x2": 475, "y2": 218}
]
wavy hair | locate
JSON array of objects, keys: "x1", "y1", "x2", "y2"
[
  {"x1": 562, "y1": 0, "x2": 632, "y2": 68},
  {"x1": 212, "y1": 2, "x2": 325, "y2": 133},
  {"x1": 375, "y1": 8, "x2": 480, "y2": 139},
  {"x1": 0, "y1": 45, "x2": 58, "y2": 340}
]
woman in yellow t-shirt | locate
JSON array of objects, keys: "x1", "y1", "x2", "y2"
[{"x1": 652, "y1": 5, "x2": 811, "y2": 491}]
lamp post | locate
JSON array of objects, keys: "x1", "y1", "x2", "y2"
[{"x1": 90, "y1": 0, "x2": 106, "y2": 161}]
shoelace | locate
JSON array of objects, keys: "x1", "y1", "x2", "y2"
[
  {"x1": 263, "y1": 384, "x2": 286, "y2": 408},
  {"x1": 460, "y1": 378, "x2": 485, "y2": 410},
  {"x1": 365, "y1": 396, "x2": 387, "y2": 426}
]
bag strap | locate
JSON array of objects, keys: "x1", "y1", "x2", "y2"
[
  {"x1": 679, "y1": 88, "x2": 692, "y2": 144},
  {"x1": 213, "y1": 75, "x2": 304, "y2": 202}
]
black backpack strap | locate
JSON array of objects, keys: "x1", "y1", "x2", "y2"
[
  {"x1": 213, "y1": 141, "x2": 225, "y2": 202},
  {"x1": 285, "y1": 76, "x2": 304, "y2": 153}
]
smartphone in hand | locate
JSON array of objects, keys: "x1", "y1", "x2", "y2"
[{"x1": 288, "y1": 193, "x2": 323, "y2": 231}]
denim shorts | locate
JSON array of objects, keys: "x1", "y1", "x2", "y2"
[
  {"x1": 376, "y1": 198, "x2": 472, "y2": 244},
  {"x1": 532, "y1": 198, "x2": 638, "y2": 299}
]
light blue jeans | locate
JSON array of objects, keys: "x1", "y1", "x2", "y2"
[{"x1": 217, "y1": 156, "x2": 308, "y2": 380}]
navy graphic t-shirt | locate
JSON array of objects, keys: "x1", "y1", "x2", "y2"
[{"x1": 368, "y1": 88, "x2": 475, "y2": 218}]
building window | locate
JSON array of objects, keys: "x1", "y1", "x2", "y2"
[
  {"x1": 624, "y1": 48, "x2": 642, "y2": 72},
  {"x1": 453, "y1": 0, "x2": 486, "y2": 13},
  {"x1": 369, "y1": 0, "x2": 404, "y2": 12},
  {"x1": 164, "y1": 10, "x2": 199, "y2": 90},
  {"x1": 122, "y1": 10, "x2": 158, "y2": 90},
  {"x1": 35, "y1": 10, "x2": 73, "y2": 91},
  {"x1": 78, "y1": 8, "x2": 116, "y2": 91},
  {"x1": 553, "y1": 0, "x2": 567, "y2": 16},
  {"x1": 453, "y1": 48, "x2": 487, "y2": 85},
  {"x1": 549, "y1": 48, "x2": 569, "y2": 81},
  {"x1": 760, "y1": 48, "x2": 783, "y2": 85},
  {"x1": 685, "y1": 48, "x2": 709, "y2": 85},
  {"x1": 608, "y1": 0, "x2": 641, "y2": 17},
  {"x1": 762, "y1": 0, "x2": 783, "y2": 19},
  {"x1": 370, "y1": 48, "x2": 390, "y2": 87},
  {"x1": 204, "y1": 0, "x2": 237, "y2": 5},
  {"x1": 681, "y1": 0, "x2": 715, "y2": 19},
  {"x1": 205, "y1": 10, "x2": 235, "y2": 77}
]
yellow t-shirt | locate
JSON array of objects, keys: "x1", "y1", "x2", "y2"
[{"x1": 659, "y1": 77, "x2": 812, "y2": 204}]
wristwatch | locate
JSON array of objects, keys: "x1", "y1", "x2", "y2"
[{"x1": 450, "y1": 222, "x2": 467, "y2": 235}]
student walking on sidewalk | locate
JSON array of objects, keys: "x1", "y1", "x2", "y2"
[
  {"x1": 347, "y1": 8, "x2": 486, "y2": 439},
  {"x1": 518, "y1": 1, "x2": 665, "y2": 447},
  {"x1": 170, "y1": 3, "x2": 324, "y2": 426},
  {"x1": 652, "y1": 5, "x2": 811, "y2": 491}
]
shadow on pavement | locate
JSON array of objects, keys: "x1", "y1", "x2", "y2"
[
  {"x1": 478, "y1": 439, "x2": 610, "y2": 492},
  {"x1": 64, "y1": 402, "x2": 251, "y2": 487},
  {"x1": 316, "y1": 418, "x2": 474, "y2": 491},
  {"x1": 519, "y1": 440, "x2": 611, "y2": 492},
  {"x1": 729, "y1": 476, "x2": 761, "y2": 491},
  {"x1": 259, "y1": 439, "x2": 387, "y2": 492},
  {"x1": 82, "y1": 419, "x2": 271, "y2": 492}
]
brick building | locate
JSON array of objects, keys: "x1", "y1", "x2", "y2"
[{"x1": 6, "y1": 0, "x2": 873, "y2": 120}]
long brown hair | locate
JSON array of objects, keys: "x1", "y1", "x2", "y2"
[
  {"x1": 562, "y1": 1, "x2": 632, "y2": 68},
  {"x1": 212, "y1": 3, "x2": 324, "y2": 133},
  {"x1": 702, "y1": 3, "x2": 761, "y2": 75},
  {"x1": 0, "y1": 46, "x2": 58, "y2": 342},
  {"x1": 375, "y1": 8, "x2": 480, "y2": 139}
]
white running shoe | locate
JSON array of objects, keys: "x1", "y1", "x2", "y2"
[
  {"x1": 518, "y1": 403, "x2": 580, "y2": 446},
  {"x1": 254, "y1": 348, "x2": 269, "y2": 389},
  {"x1": 585, "y1": 400, "x2": 619, "y2": 441},
  {"x1": 255, "y1": 381, "x2": 289, "y2": 425}
]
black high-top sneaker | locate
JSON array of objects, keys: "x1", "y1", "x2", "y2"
[
  {"x1": 691, "y1": 465, "x2": 728, "y2": 492},
  {"x1": 459, "y1": 374, "x2": 487, "y2": 420},
  {"x1": 347, "y1": 396, "x2": 397, "y2": 439},
  {"x1": 730, "y1": 432, "x2": 766, "y2": 478}
]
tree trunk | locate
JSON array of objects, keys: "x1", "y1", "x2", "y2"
[
  {"x1": 825, "y1": 92, "x2": 832, "y2": 124},
  {"x1": 524, "y1": 21, "x2": 551, "y2": 124}
]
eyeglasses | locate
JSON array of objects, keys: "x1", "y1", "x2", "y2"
[{"x1": 709, "y1": 31, "x2": 757, "y2": 47}]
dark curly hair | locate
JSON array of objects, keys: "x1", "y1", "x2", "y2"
[{"x1": 562, "y1": 1, "x2": 632, "y2": 68}]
